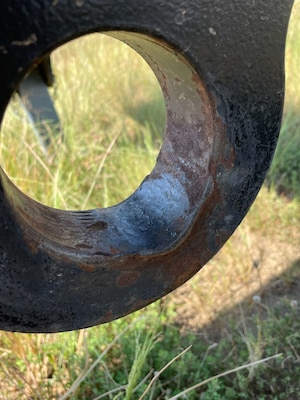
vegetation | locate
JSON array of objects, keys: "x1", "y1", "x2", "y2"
[
  {"x1": 266, "y1": 1, "x2": 300, "y2": 199},
  {"x1": 0, "y1": 2, "x2": 300, "y2": 399}
]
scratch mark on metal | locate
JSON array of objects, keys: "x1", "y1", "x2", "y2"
[{"x1": 12, "y1": 34, "x2": 37, "y2": 47}]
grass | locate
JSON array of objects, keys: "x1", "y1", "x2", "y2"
[
  {"x1": 0, "y1": 3, "x2": 300, "y2": 399},
  {"x1": 1, "y1": 33, "x2": 165, "y2": 210},
  {"x1": 266, "y1": 0, "x2": 300, "y2": 199}
]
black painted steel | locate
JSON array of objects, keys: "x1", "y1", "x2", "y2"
[{"x1": 0, "y1": 0, "x2": 294, "y2": 332}]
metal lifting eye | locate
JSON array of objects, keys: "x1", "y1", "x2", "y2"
[{"x1": 0, "y1": 1, "x2": 294, "y2": 332}]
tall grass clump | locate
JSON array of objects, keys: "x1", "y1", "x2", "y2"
[{"x1": 266, "y1": 0, "x2": 300, "y2": 199}]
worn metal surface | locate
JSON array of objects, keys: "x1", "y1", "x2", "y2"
[{"x1": 0, "y1": 0, "x2": 294, "y2": 332}]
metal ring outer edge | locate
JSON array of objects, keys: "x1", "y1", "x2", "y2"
[{"x1": 0, "y1": 0, "x2": 294, "y2": 332}]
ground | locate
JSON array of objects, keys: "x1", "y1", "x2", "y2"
[{"x1": 170, "y1": 197, "x2": 300, "y2": 336}]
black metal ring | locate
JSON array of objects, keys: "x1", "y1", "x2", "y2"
[{"x1": 0, "y1": 0, "x2": 293, "y2": 332}]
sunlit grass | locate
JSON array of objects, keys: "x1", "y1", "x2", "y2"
[
  {"x1": 0, "y1": 33, "x2": 165, "y2": 210},
  {"x1": 266, "y1": 0, "x2": 300, "y2": 198}
]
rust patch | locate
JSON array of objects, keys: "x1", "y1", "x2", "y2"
[
  {"x1": 79, "y1": 263, "x2": 96, "y2": 273},
  {"x1": 23, "y1": 233, "x2": 39, "y2": 255},
  {"x1": 117, "y1": 272, "x2": 140, "y2": 288}
]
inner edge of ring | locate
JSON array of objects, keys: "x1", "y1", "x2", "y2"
[{"x1": 0, "y1": 31, "x2": 218, "y2": 262}]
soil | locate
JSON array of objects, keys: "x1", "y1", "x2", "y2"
[{"x1": 170, "y1": 227, "x2": 300, "y2": 337}]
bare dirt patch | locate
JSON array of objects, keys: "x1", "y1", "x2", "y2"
[{"x1": 170, "y1": 208, "x2": 300, "y2": 336}]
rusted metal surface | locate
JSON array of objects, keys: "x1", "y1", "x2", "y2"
[{"x1": 0, "y1": 0, "x2": 294, "y2": 332}]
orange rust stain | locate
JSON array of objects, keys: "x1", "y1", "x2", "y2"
[
  {"x1": 79, "y1": 263, "x2": 96, "y2": 273},
  {"x1": 117, "y1": 272, "x2": 140, "y2": 288},
  {"x1": 23, "y1": 234, "x2": 39, "y2": 255},
  {"x1": 191, "y1": 70, "x2": 235, "y2": 177}
]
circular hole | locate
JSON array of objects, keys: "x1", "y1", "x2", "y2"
[
  {"x1": 1, "y1": 30, "x2": 217, "y2": 258},
  {"x1": 0, "y1": 33, "x2": 166, "y2": 210}
]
